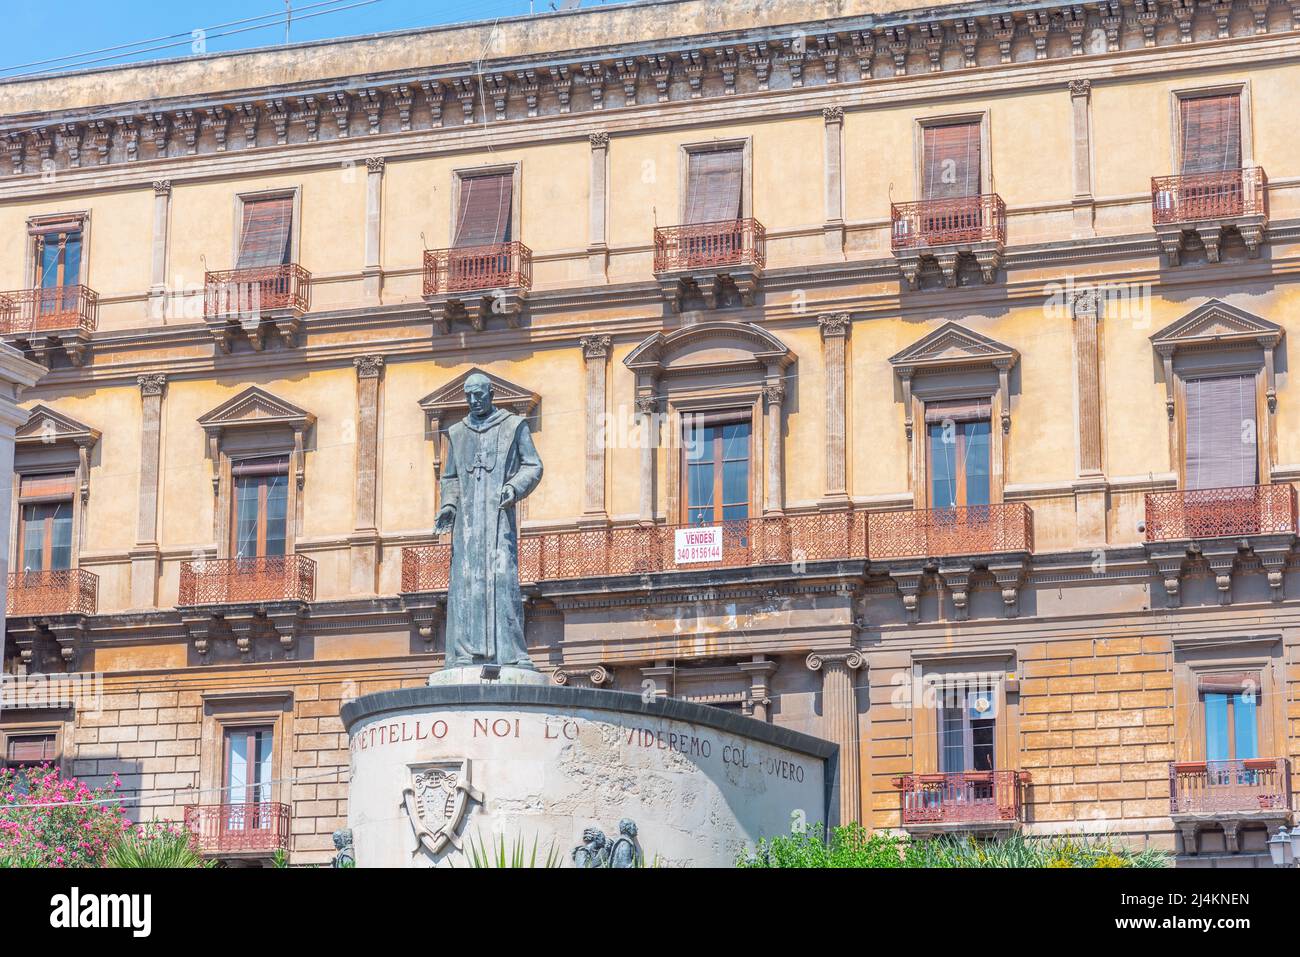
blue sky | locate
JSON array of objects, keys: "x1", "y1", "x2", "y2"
[{"x1": 1, "y1": 0, "x2": 615, "y2": 79}]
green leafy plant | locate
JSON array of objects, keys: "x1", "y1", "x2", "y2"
[
  {"x1": 270, "y1": 848, "x2": 291, "y2": 869},
  {"x1": 465, "y1": 830, "x2": 561, "y2": 868},
  {"x1": 105, "y1": 821, "x2": 209, "y2": 869},
  {"x1": 738, "y1": 824, "x2": 1172, "y2": 868}
]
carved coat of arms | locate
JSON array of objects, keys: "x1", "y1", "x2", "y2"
[{"x1": 399, "y1": 758, "x2": 483, "y2": 858}]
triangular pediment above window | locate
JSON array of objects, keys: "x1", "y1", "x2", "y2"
[
  {"x1": 15, "y1": 404, "x2": 100, "y2": 449},
  {"x1": 418, "y1": 368, "x2": 539, "y2": 420},
  {"x1": 1150, "y1": 299, "x2": 1283, "y2": 354},
  {"x1": 198, "y1": 386, "x2": 315, "y2": 436},
  {"x1": 889, "y1": 322, "x2": 1018, "y2": 376}
]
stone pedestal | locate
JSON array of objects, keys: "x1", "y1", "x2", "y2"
[{"x1": 343, "y1": 684, "x2": 836, "y2": 868}]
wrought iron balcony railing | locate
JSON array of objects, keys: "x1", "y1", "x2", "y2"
[
  {"x1": 1170, "y1": 758, "x2": 1291, "y2": 815},
  {"x1": 423, "y1": 242, "x2": 533, "y2": 296},
  {"x1": 178, "y1": 555, "x2": 317, "y2": 606},
  {"x1": 892, "y1": 770, "x2": 1030, "y2": 826},
  {"x1": 1144, "y1": 483, "x2": 1297, "y2": 542},
  {"x1": 402, "y1": 512, "x2": 869, "y2": 591},
  {"x1": 204, "y1": 264, "x2": 311, "y2": 319},
  {"x1": 0, "y1": 285, "x2": 99, "y2": 336},
  {"x1": 1152, "y1": 166, "x2": 1267, "y2": 226},
  {"x1": 890, "y1": 194, "x2": 1006, "y2": 251},
  {"x1": 6, "y1": 569, "x2": 99, "y2": 617},
  {"x1": 653, "y1": 218, "x2": 766, "y2": 273},
  {"x1": 183, "y1": 802, "x2": 291, "y2": 855},
  {"x1": 867, "y1": 502, "x2": 1034, "y2": 560}
]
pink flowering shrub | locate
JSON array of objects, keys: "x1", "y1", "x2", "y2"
[{"x1": 0, "y1": 765, "x2": 130, "y2": 868}]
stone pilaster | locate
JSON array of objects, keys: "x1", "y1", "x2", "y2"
[
  {"x1": 0, "y1": 346, "x2": 45, "y2": 667},
  {"x1": 821, "y1": 107, "x2": 845, "y2": 256},
  {"x1": 1069, "y1": 79, "x2": 1095, "y2": 238},
  {"x1": 149, "y1": 180, "x2": 171, "y2": 321},
  {"x1": 807, "y1": 650, "x2": 864, "y2": 825},
  {"x1": 1071, "y1": 290, "x2": 1107, "y2": 544},
  {"x1": 363, "y1": 157, "x2": 385, "y2": 303},
  {"x1": 350, "y1": 355, "x2": 384, "y2": 594},
  {"x1": 580, "y1": 336, "x2": 612, "y2": 525},
  {"x1": 763, "y1": 376, "x2": 786, "y2": 514},
  {"x1": 131, "y1": 373, "x2": 166, "y2": 608},
  {"x1": 587, "y1": 131, "x2": 610, "y2": 279},
  {"x1": 636, "y1": 391, "x2": 658, "y2": 523},
  {"x1": 818, "y1": 313, "x2": 850, "y2": 503}
]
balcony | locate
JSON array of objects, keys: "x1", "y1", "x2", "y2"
[
  {"x1": 1151, "y1": 167, "x2": 1267, "y2": 264},
  {"x1": 652, "y1": 218, "x2": 765, "y2": 312},
  {"x1": 867, "y1": 503, "x2": 1034, "y2": 561},
  {"x1": 402, "y1": 512, "x2": 869, "y2": 592},
  {"x1": 178, "y1": 555, "x2": 316, "y2": 606},
  {"x1": 203, "y1": 264, "x2": 311, "y2": 351},
  {"x1": 890, "y1": 194, "x2": 1006, "y2": 288},
  {"x1": 183, "y1": 802, "x2": 290, "y2": 858},
  {"x1": 422, "y1": 241, "x2": 532, "y2": 333},
  {"x1": 1170, "y1": 759, "x2": 1292, "y2": 856},
  {"x1": 6, "y1": 569, "x2": 98, "y2": 617},
  {"x1": 0, "y1": 285, "x2": 98, "y2": 366},
  {"x1": 891, "y1": 770, "x2": 1030, "y2": 830},
  {"x1": 1144, "y1": 484, "x2": 1297, "y2": 543}
]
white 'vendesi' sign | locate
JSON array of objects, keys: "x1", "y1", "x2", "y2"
[{"x1": 674, "y1": 526, "x2": 723, "y2": 564}]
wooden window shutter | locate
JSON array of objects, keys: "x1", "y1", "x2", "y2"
[
  {"x1": 924, "y1": 397, "x2": 992, "y2": 424},
  {"x1": 684, "y1": 148, "x2": 744, "y2": 224},
  {"x1": 923, "y1": 122, "x2": 982, "y2": 200},
  {"x1": 6, "y1": 734, "x2": 57, "y2": 763},
  {"x1": 1185, "y1": 375, "x2": 1257, "y2": 490},
  {"x1": 236, "y1": 197, "x2": 293, "y2": 268},
  {"x1": 1180, "y1": 94, "x2": 1242, "y2": 174},
  {"x1": 19, "y1": 472, "x2": 76, "y2": 501},
  {"x1": 454, "y1": 173, "x2": 513, "y2": 247}
]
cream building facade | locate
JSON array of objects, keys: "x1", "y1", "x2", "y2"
[{"x1": 1, "y1": 0, "x2": 1298, "y2": 865}]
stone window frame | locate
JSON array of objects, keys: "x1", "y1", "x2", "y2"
[
  {"x1": 230, "y1": 186, "x2": 302, "y2": 267},
  {"x1": 1171, "y1": 635, "x2": 1283, "y2": 764},
  {"x1": 449, "y1": 162, "x2": 523, "y2": 246},
  {"x1": 888, "y1": 322, "x2": 1018, "y2": 510},
  {"x1": 677, "y1": 137, "x2": 754, "y2": 223},
  {"x1": 907, "y1": 649, "x2": 1020, "y2": 777},
  {"x1": 911, "y1": 111, "x2": 993, "y2": 198},
  {"x1": 1168, "y1": 81, "x2": 1254, "y2": 172},
  {"x1": 198, "y1": 690, "x2": 294, "y2": 808},
  {"x1": 0, "y1": 710, "x2": 69, "y2": 775},
  {"x1": 24, "y1": 210, "x2": 91, "y2": 290},
  {"x1": 1149, "y1": 300, "x2": 1282, "y2": 490},
  {"x1": 8, "y1": 405, "x2": 99, "y2": 574},
  {"x1": 668, "y1": 391, "x2": 763, "y2": 525},
  {"x1": 197, "y1": 387, "x2": 315, "y2": 561}
]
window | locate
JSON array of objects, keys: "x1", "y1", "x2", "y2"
[
  {"x1": 683, "y1": 412, "x2": 751, "y2": 524},
  {"x1": 231, "y1": 456, "x2": 289, "y2": 560},
  {"x1": 922, "y1": 121, "x2": 981, "y2": 200},
  {"x1": 926, "y1": 399, "x2": 991, "y2": 509},
  {"x1": 938, "y1": 679, "x2": 998, "y2": 773},
  {"x1": 684, "y1": 147, "x2": 743, "y2": 224},
  {"x1": 224, "y1": 725, "x2": 273, "y2": 805},
  {"x1": 17, "y1": 473, "x2": 75, "y2": 572},
  {"x1": 1185, "y1": 375, "x2": 1256, "y2": 490},
  {"x1": 1180, "y1": 93, "x2": 1242, "y2": 175},
  {"x1": 236, "y1": 196, "x2": 293, "y2": 269},
  {"x1": 453, "y1": 172, "x2": 513, "y2": 247},
  {"x1": 34, "y1": 227, "x2": 83, "y2": 290},
  {"x1": 1202, "y1": 673, "x2": 1260, "y2": 763},
  {"x1": 3, "y1": 732, "x2": 57, "y2": 770}
]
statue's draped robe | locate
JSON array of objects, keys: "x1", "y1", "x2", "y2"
[{"x1": 440, "y1": 409, "x2": 542, "y2": 667}]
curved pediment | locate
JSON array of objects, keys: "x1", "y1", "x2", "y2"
[
  {"x1": 16, "y1": 404, "x2": 100, "y2": 449},
  {"x1": 1150, "y1": 299, "x2": 1283, "y2": 354},
  {"x1": 198, "y1": 386, "x2": 315, "y2": 436},
  {"x1": 889, "y1": 322, "x2": 1018, "y2": 377},
  {"x1": 418, "y1": 368, "x2": 539, "y2": 419},
  {"x1": 624, "y1": 321, "x2": 793, "y2": 378}
]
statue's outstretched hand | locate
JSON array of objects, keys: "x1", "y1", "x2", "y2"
[
  {"x1": 434, "y1": 505, "x2": 456, "y2": 534},
  {"x1": 499, "y1": 485, "x2": 517, "y2": 510}
]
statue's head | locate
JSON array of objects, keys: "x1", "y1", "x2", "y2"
[
  {"x1": 582, "y1": 827, "x2": 605, "y2": 847},
  {"x1": 618, "y1": 818, "x2": 637, "y2": 838},
  {"x1": 332, "y1": 828, "x2": 352, "y2": 851},
  {"x1": 464, "y1": 373, "x2": 494, "y2": 419}
]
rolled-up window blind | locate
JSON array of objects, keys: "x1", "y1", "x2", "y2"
[
  {"x1": 19, "y1": 472, "x2": 76, "y2": 501},
  {"x1": 236, "y1": 197, "x2": 293, "y2": 268},
  {"x1": 923, "y1": 122, "x2": 981, "y2": 200},
  {"x1": 6, "y1": 734, "x2": 57, "y2": 764},
  {"x1": 454, "y1": 173, "x2": 513, "y2": 247},
  {"x1": 1185, "y1": 375, "x2": 1257, "y2": 490},
  {"x1": 684, "y1": 148, "x2": 743, "y2": 224},
  {"x1": 1180, "y1": 94, "x2": 1242, "y2": 175}
]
